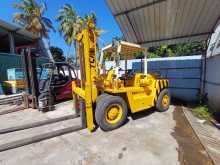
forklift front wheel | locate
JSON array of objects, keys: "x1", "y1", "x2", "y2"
[
  {"x1": 156, "y1": 89, "x2": 171, "y2": 112},
  {"x1": 95, "y1": 95, "x2": 128, "y2": 131},
  {"x1": 96, "y1": 93, "x2": 109, "y2": 104}
]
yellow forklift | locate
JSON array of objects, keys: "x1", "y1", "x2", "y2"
[{"x1": 72, "y1": 20, "x2": 170, "y2": 131}]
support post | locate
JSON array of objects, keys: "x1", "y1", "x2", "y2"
[
  {"x1": 26, "y1": 49, "x2": 39, "y2": 108},
  {"x1": 144, "y1": 49, "x2": 148, "y2": 74},
  {"x1": 8, "y1": 32, "x2": 15, "y2": 54},
  {"x1": 22, "y1": 50, "x2": 31, "y2": 94}
]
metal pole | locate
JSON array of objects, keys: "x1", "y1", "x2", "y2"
[
  {"x1": 8, "y1": 32, "x2": 15, "y2": 54},
  {"x1": 22, "y1": 49, "x2": 31, "y2": 94},
  {"x1": 27, "y1": 48, "x2": 39, "y2": 108},
  {"x1": 144, "y1": 49, "x2": 148, "y2": 74}
]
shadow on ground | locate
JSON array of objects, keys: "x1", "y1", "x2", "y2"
[{"x1": 130, "y1": 107, "x2": 156, "y2": 120}]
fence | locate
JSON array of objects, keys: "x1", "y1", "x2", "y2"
[{"x1": 105, "y1": 55, "x2": 202, "y2": 102}]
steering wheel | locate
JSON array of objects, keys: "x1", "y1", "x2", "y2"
[
  {"x1": 127, "y1": 69, "x2": 135, "y2": 77},
  {"x1": 51, "y1": 75, "x2": 59, "y2": 85}
]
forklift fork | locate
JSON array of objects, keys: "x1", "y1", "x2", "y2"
[{"x1": 0, "y1": 108, "x2": 87, "y2": 152}]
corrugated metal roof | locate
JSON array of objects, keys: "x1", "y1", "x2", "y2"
[
  {"x1": 107, "y1": 0, "x2": 220, "y2": 47},
  {"x1": 0, "y1": 19, "x2": 39, "y2": 41}
]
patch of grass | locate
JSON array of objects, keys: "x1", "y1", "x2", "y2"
[{"x1": 192, "y1": 105, "x2": 212, "y2": 120}]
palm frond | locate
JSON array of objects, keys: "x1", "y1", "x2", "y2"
[
  {"x1": 42, "y1": 17, "x2": 55, "y2": 32},
  {"x1": 40, "y1": 2, "x2": 47, "y2": 15},
  {"x1": 13, "y1": 0, "x2": 54, "y2": 38},
  {"x1": 56, "y1": 4, "x2": 80, "y2": 45},
  {"x1": 56, "y1": 4, "x2": 103, "y2": 45}
]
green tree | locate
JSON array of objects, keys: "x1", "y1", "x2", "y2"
[
  {"x1": 56, "y1": 4, "x2": 103, "y2": 66},
  {"x1": 134, "y1": 52, "x2": 145, "y2": 59},
  {"x1": 13, "y1": 0, "x2": 55, "y2": 38},
  {"x1": 171, "y1": 42, "x2": 206, "y2": 56},
  {"x1": 56, "y1": 4, "x2": 82, "y2": 45},
  {"x1": 50, "y1": 46, "x2": 65, "y2": 62},
  {"x1": 56, "y1": 4, "x2": 102, "y2": 45},
  {"x1": 146, "y1": 41, "x2": 206, "y2": 59}
]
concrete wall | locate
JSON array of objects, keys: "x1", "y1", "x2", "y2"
[
  {"x1": 205, "y1": 55, "x2": 220, "y2": 111},
  {"x1": 105, "y1": 55, "x2": 202, "y2": 102}
]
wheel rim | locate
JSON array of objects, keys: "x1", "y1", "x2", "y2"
[
  {"x1": 105, "y1": 104, "x2": 123, "y2": 124},
  {"x1": 162, "y1": 94, "x2": 169, "y2": 109}
]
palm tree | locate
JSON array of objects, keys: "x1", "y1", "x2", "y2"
[
  {"x1": 13, "y1": 0, "x2": 55, "y2": 38},
  {"x1": 84, "y1": 12, "x2": 103, "y2": 36},
  {"x1": 56, "y1": 4, "x2": 82, "y2": 45},
  {"x1": 56, "y1": 4, "x2": 102, "y2": 45}
]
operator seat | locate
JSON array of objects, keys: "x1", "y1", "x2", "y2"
[{"x1": 119, "y1": 69, "x2": 135, "y2": 81}]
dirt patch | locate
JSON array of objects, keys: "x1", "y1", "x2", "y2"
[{"x1": 172, "y1": 106, "x2": 214, "y2": 165}]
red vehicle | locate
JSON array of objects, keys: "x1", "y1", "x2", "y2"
[{"x1": 38, "y1": 62, "x2": 77, "y2": 111}]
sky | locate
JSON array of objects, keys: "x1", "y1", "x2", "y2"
[{"x1": 0, "y1": 0, "x2": 122, "y2": 56}]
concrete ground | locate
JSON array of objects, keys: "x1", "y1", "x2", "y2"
[
  {"x1": 183, "y1": 107, "x2": 220, "y2": 165},
  {"x1": 0, "y1": 102, "x2": 212, "y2": 165}
]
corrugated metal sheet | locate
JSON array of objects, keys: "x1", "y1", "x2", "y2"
[
  {"x1": 107, "y1": 0, "x2": 220, "y2": 47},
  {"x1": 0, "y1": 19, "x2": 39, "y2": 41}
]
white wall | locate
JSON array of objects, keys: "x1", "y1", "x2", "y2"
[
  {"x1": 205, "y1": 54, "x2": 220, "y2": 112},
  {"x1": 205, "y1": 24, "x2": 220, "y2": 111},
  {"x1": 207, "y1": 24, "x2": 220, "y2": 57}
]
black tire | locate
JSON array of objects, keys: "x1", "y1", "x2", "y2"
[
  {"x1": 96, "y1": 93, "x2": 109, "y2": 104},
  {"x1": 95, "y1": 95, "x2": 128, "y2": 131},
  {"x1": 156, "y1": 89, "x2": 171, "y2": 112}
]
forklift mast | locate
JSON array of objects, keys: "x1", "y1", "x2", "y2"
[{"x1": 73, "y1": 21, "x2": 99, "y2": 131}]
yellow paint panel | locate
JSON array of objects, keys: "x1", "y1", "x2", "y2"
[
  {"x1": 127, "y1": 89, "x2": 155, "y2": 113},
  {"x1": 73, "y1": 87, "x2": 85, "y2": 99}
]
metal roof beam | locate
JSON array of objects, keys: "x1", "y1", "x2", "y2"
[
  {"x1": 114, "y1": 0, "x2": 167, "y2": 17},
  {"x1": 0, "y1": 28, "x2": 20, "y2": 39},
  {"x1": 125, "y1": 14, "x2": 138, "y2": 42},
  {"x1": 139, "y1": 32, "x2": 211, "y2": 45}
]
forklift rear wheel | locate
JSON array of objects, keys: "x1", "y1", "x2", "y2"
[
  {"x1": 95, "y1": 95, "x2": 128, "y2": 131},
  {"x1": 156, "y1": 89, "x2": 170, "y2": 112}
]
